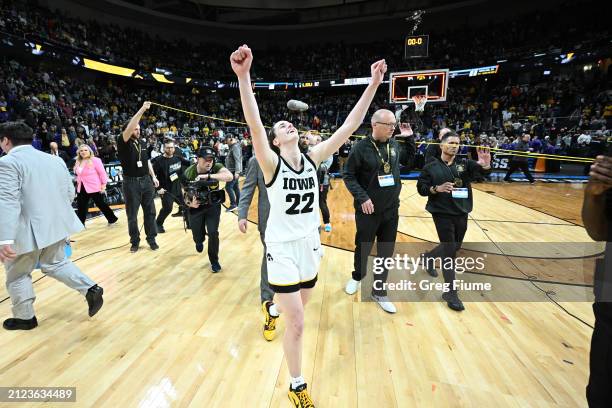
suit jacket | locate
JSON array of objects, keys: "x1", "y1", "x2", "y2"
[
  {"x1": 74, "y1": 157, "x2": 108, "y2": 193},
  {"x1": 0, "y1": 145, "x2": 83, "y2": 255},
  {"x1": 237, "y1": 156, "x2": 269, "y2": 234}
]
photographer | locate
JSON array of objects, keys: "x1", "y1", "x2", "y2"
[
  {"x1": 152, "y1": 140, "x2": 191, "y2": 233},
  {"x1": 183, "y1": 147, "x2": 233, "y2": 273}
]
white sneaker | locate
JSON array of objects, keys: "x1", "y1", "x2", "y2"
[
  {"x1": 345, "y1": 278, "x2": 360, "y2": 295},
  {"x1": 371, "y1": 294, "x2": 397, "y2": 314}
]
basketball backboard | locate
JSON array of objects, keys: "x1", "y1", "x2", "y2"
[{"x1": 389, "y1": 69, "x2": 449, "y2": 104}]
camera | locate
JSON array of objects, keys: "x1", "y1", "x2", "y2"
[{"x1": 183, "y1": 179, "x2": 226, "y2": 207}]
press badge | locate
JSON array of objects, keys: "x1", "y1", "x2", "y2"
[
  {"x1": 136, "y1": 160, "x2": 143, "y2": 168},
  {"x1": 378, "y1": 174, "x2": 395, "y2": 187},
  {"x1": 170, "y1": 173, "x2": 179, "y2": 182},
  {"x1": 452, "y1": 188, "x2": 468, "y2": 199}
]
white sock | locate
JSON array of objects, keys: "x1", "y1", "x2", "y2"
[
  {"x1": 290, "y1": 376, "x2": 305, "y2": 390},
  {"x1": 269, "y1": 303, "x2": 280, "y2": 317}
]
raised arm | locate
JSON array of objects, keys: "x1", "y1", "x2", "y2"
[
  {"x1": 122, "y1": 101, "x2": 151, "y2": 143},
  {"x1": 309, "y1": 59, "x2": 387, "y2": 165},
  {"x1": 230, "y1": 45, "x2": 277, "y2": 179}
]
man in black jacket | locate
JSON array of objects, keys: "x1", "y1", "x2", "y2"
[
  {"x1": 582, "y1": 153, "x2": 612, "y2": 407},
  {"x1": 504, "y1": 133, "x2": 535, "y2": 183},
  {"x1": 343, "y1": 109, "x2": 415, "y2": 313},
  {"x1": 152, "y1": 140, "x2": 191, "y2": 232},
  {"x1": 416, "y1": 131, "x2": 491, "y2": 311}
]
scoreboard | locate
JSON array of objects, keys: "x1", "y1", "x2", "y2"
[{"x1": 404, "y1": 35, "x2": 429, "y2": 58}]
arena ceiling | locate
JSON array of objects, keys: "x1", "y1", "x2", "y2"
[{"x1": 121, "y1": 0, "x2": 474, "y2": 26}]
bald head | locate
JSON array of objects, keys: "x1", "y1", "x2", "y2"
[
  {"x1": 371, "y1": 109, "x2": 396, "y2": 142},
  {"x1": 371, "y1": 109, "x2": 395, "y2": 124},
  {"x1": 50, "y1": 142, "x2": 58, "y2": 152}
]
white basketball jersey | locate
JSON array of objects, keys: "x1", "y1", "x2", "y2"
[{"x1": 265, "y1": 153, "x2": 320, "y2": 243}]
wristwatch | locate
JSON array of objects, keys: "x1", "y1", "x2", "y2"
[{"x1": 430, "y1": 186, "x2": 438, "y2": 195}]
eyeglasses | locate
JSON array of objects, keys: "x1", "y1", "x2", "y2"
[{"x1": 375, "y1": 122, "x2": 397, "y2": 128}]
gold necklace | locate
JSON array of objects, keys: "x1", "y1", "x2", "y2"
[{"x1": 369, "y1": 138, "x2": 391, "y2": 174}]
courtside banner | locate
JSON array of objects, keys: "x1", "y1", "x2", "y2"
[{"x1": 359, "y1": 242, "x2": 605, "y2": 302}]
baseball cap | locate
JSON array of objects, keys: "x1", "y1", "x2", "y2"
[{"x1": 197, "y1": 147, "x2": 216, "y2": 158}]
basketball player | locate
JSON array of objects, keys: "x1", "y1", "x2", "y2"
[{"x1": 231, "y1": 44, "x2": 386, "y2": 408}]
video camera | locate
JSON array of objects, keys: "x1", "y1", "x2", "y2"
[{"x1": 183, "y1": 179, "x2": 226, "y2": 207}]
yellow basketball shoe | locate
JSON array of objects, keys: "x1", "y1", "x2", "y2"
[
  {"x1": 262, "y1": 301, "x2": 277, "y2": 341},
  {"x1": 288, "y1": 383, "x2": 315, "y2": 408}
]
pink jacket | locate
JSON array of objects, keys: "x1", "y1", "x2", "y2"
[{"x1": 74, "y1": 157, "x2": 108, "y2": 193}]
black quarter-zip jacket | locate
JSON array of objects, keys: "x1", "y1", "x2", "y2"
[
  {"x1": 416, "y1": 156, "x2": 491, "y2": 215},
  {"x1": 343, "y1": 135, "x2": 415, "y2": 213}
]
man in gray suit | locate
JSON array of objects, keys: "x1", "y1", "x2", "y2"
[
  {"x1": 0, "y1": 122, "x2": 103, "y2": 330},
  {"x1": 237, "y1": 156, "x2": 280, "y2": 341},
  {"x1": 225, "y1": 134, "x2": 243, "y2": 212}
]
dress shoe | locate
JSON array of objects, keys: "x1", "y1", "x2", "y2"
[
  {"x1": 130, "y1": 244, "x2": 139, "y2": 253},
  {"x1": 86, "y1": 285, "x2": 104, "y2": 317},
  {"x1": 156, "y1": 224, "x2": 166, "y2": 233},
  {"x1": 149, "y1": 241, "x2": 159, "y2": 251},
  {"x1": 421, "y1": 253, "x2": 438, "y2": 277},
  {"x1": 442, "y1": 291, "x2": 465, "y2": 311},
  {"x1": 3, "y1": 316, "x2": 38, "y2": 330},
  {"x1": 195, "y1": 243, "x2": 204, "y2": 253},
  {"x1": 211, "y1": 261, "x2": 222, "y2": 273}
]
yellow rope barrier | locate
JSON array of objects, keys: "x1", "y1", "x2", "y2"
[{"x1": 150, "y1": 102, "x2": 594, "y2": 163}]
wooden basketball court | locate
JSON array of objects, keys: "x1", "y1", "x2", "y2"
[{"x1": 0, "y1": 180, "x2": 596, "y2": 407}]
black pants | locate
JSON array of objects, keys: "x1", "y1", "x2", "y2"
[
  {"x1": 259, "y1": 233, "x2": 274, "y2": 303},
  {"x1": 76, "y1": 188, "x2": 118, "y2": 225},
  {"x1": 225, "y1": 178, "x2": 240, "y2": 207},
  {"x1": 353, "y1": 207, "x2": 399, "y2": 296},
  {"x1": 319, "y1": 185, "x2": 330, "y2": 224},
  {"x1": 426, "y1": 213, "x2": 468, "y2": 286},
  {"x1": 156, "y1": 184, "x2": 184, "y2": 227},
  {"x1": 587, "y1": 301, "x2": 612, "y2": 407},
  {"x1": 189, "y1": 204, "x2": 221, "y2": 263},
  {"x1": 504, "y1": 160, "x2": 534, "y2": 182},
  {"x1": 122, "y1": 176, "x2": 157, "y2": 245}
]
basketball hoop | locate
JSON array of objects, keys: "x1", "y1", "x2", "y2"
[{"x1": 411, "y1": 95, "x2": 428, "y2": 112}]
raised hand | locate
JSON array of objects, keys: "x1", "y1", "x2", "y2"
[
  {"x1": 586, "y1": 155, "x2": 612, "y2": 195},
  {"x1": 370, "y1": 59, "x2": 387, "y2": 86},
  {"x1": 143, "y1": 101, "x2": 151, "y2": 110},
  {"x1": 230, "y1": 45, "x2": 253, "y2": 77},
  {"x1": 477, "y1": 146, "x2": 491, "y2": 168},
  {"x1": 399, "y1": 122, "x2": 413, "y2": 137}
]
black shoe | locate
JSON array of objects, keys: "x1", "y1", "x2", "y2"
[
  {"x1": 86, "y1": 285, "x2": 104, "y2": 317},
  {"x1": 3, "y1": 316, "x2": 38, "y2": 330},
  {"x1": 442, "y1": 291, "x2": 465, "y2": 311},
  {"x1": 195, "y1": 243, "x2": 204, "y2": 253},
  {"x1": 156, "y1": 224, "x2": 166, "y2": 233},
  {"x1": 108, "y1": 218, "x2": 118, "y2": 226},
  {"x1": 420, "y1": 253, "x2": 438, "y2": 277},
  {"x1": 149, "y1": 241, "x2": 159, "y2": 251},
  {"x1": 171, "y1": 211, "x2": 183, "y2": 218},
  {"x1": 130, "y1": 244, "x2": 139, "y2": 253},
  {"x1": 211, "y1": 261, "x2": 222, "y2": 273}
]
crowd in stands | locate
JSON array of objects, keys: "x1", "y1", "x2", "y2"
[
  {"x1": 1, "y1": 0, "x2": 608, "y2": 80},
  {"x1": 1, "y1": 51, "x2": 609, "y2": 172},
  {"x1": 0, "y1": 0, "x2": 610, "y2": 170}
]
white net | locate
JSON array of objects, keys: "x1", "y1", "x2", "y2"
[{"x1": 411, "y1": 95, "x2": 428, "y2": 112}]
